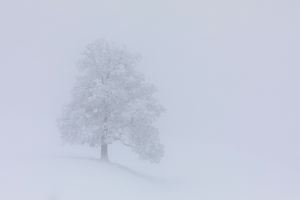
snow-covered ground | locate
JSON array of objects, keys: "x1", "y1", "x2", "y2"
[
  {"x1": 0, "y1": 151, "x2": 180, "y2": 200},
  {"x1": 0, "y1": 116, "x2": 299, "y2": 200},
  {"x1": 1, "y1": 138, "x2": 299, "y2": 200}
]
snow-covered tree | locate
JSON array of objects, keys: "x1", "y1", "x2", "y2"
[{"x1": 58, "y1": 40, "x2": 164, "y2": 163}]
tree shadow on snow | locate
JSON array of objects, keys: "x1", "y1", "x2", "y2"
[{"x1": 50, "y1": 155, "x2": 165, "y2": 183}]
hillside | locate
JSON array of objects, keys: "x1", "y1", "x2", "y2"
[{"x1": 0, "y1": 156, "x2": 178, "y2": 200}]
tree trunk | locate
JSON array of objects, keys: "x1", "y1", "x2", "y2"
[{"x1": 101, "y1": 144, "x2": 109, "y2": 161}]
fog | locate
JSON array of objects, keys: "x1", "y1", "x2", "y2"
[{"x1": 0, "y1": 0, "x2": 299, "y2": 199}]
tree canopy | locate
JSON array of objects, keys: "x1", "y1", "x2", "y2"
[{"x1": 58, "y1": 40, "x2": 164, "y2": 162}]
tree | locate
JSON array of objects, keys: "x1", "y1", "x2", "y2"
[{"x1": 58, "y1": 40, "x2": 164, "y2": 163}]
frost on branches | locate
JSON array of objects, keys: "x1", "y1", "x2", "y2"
[{"x1": 58, "y1": 41, "x2": 164, "y2": 163}]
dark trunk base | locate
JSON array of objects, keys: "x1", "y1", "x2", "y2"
[{"x1": 101, "y1": 144, "x2": 109, "y2": 161}]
